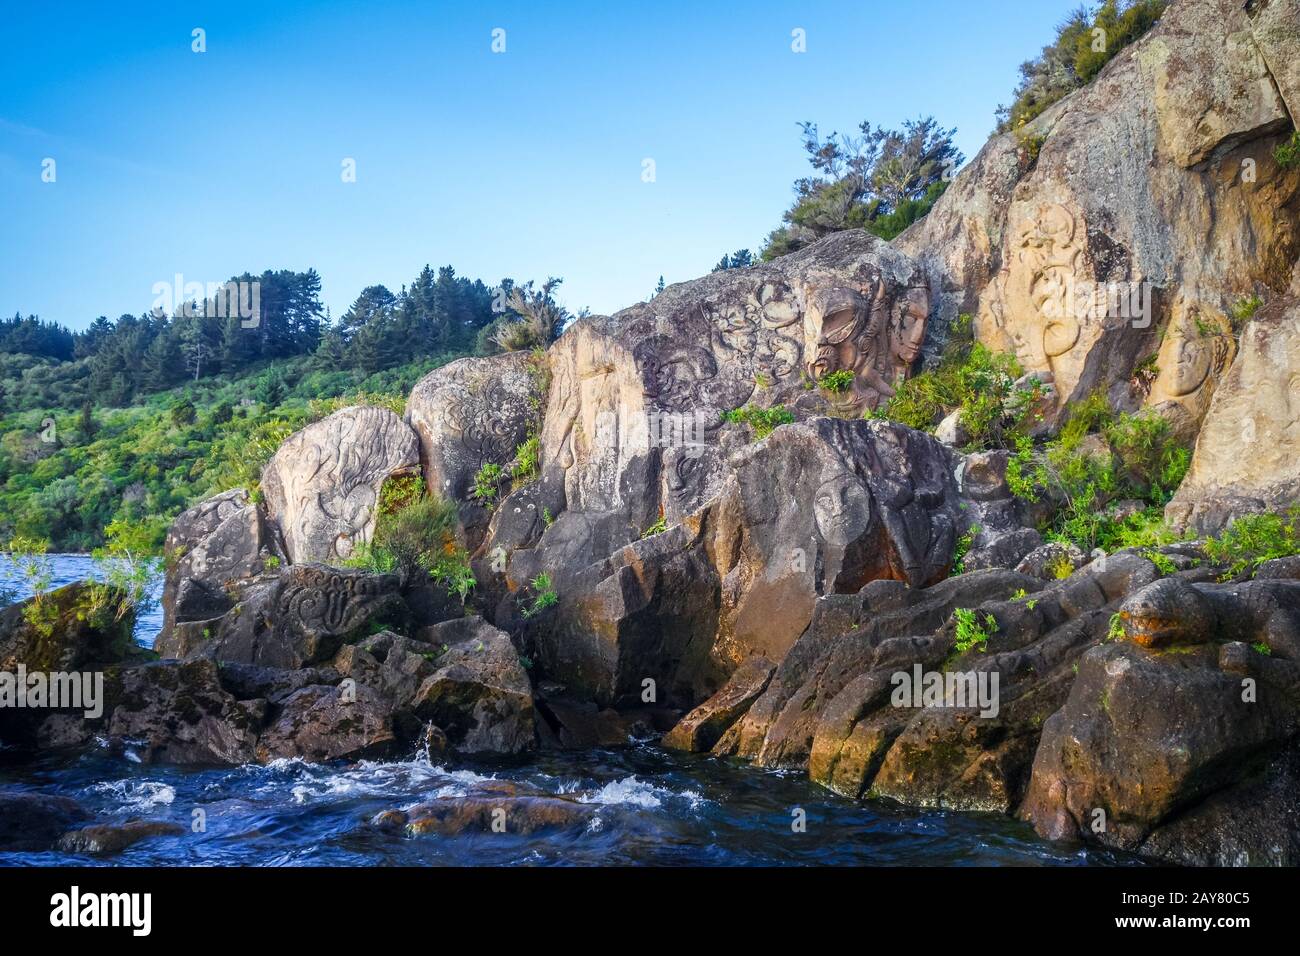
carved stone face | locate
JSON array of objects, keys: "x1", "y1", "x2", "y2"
[
  {"x1": 813, "y1": 473, "x2": 873, "y2": 546},
  {"x1": 807, "y1": 287, "x2": 869, "y2": 381},
  {"x1": 891, "y1": 287, "x2": 929, "y2": 368}
]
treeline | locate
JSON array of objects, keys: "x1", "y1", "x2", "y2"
[{"x1": 1, "y1": 264, "x2": 522, "y2": 414}]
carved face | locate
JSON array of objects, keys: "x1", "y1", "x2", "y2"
[
  {"x1": 891, "y1": 288, "x2": 928, "y2": 367},
  {"x1": 807, "y1": 287, "x2": 869, "y2": 380},
  {"x1": 813, "y1": 473, "x2": 873, "y2": 546}
]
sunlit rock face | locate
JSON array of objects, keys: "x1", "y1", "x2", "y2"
[
  {"x1": 897, "y1": 0, "x2": 1300, "y2": 421},
  {"x1": 535, "y1": 230, "x2": 930, "y2": 535},
  {"x1": 405, "y1": 352, "x2": 539, "y2": 545},
  {"x1": 261, "y1": 406, "x2": 421, "y2": 564},
  {"x1": 1167, "y1": 295, "x2": 1300, "y2": 534}
]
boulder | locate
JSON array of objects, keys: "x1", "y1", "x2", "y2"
[
  {"x1": 0, "y1": 791, "x2": 90, "y2": 852},
  {"x1": 261, "y1": 405, "x2": 420, "y2": 563},
  {"x1": 161, "y1": 489, "x2": 274, "y2": 638},
  {"x1": 399, "y1": 792, "x2": 594, "y2": 836},
  {"x1": 57, "y1": 821, "x2": 186, "y2": 856},
  {"x1": 0, "y1": 582, "x2": 137, "y2": 675},
  {"x1": 411, "y1": 617, "x2": 536, "y2": 754},
  {"x1": 157, "y1": 564, "x2": 408, "y2": 669},
  {"x1": 405, "y1": 351, "x2": 541, "y2": 544},
  {"x1": 105, "y1": 659, "x2": 264, "y2": 765},
  {"x1": 255, "y1": 682, "x2": 397, "y2": 763},
  {"x1": 897, "y1": 0, "x2": 1300, "y2": 419},
  {"x1": 1166, "y1": 296, "x2": 1300, "y2": 534},
  {"x1": 1019, "y1": 638, "x2": 1299, "y2": 852}
]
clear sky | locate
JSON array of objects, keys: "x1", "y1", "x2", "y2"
[{"x1": 0, "y1": 0, "x2": 1084, "y2": 330}]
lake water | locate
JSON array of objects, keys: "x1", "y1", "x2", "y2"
[
  {"x1": 0, "y1": 552, "x2": 164, "y2": 646},
  {"x1": 0, "y1": 555, "x2": 1140, "y2": 866}
]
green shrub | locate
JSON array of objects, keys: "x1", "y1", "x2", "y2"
[
  {"x1": 1203, "y1": 506, "x2": 1300, "y2": 579},
  {"x1": 429, "y1": 549, "x2": 476, "y2": 600},
  {"x1": 873, "y1": 333, "x2": 1042, "y2": 451},
  {"x1": 1229, "y1": 295, "x2": 1263, "y2": 332},
  {"x1": 521, "y1": 573, "x2": 558, "y2": 619},
  {"x1": 641, "y1": 514, "x2": 667, "y2": 539},
  {"x1": 724, "y1": 404, "x2": 795, "y2": 440},
  {"x1": 817, "y1": 369, "x2": 855, "y2": 394},
  {"x1": 1275, "y1": 129, "x2": 1300, "y2": 170},
  {"x1": 953, "y1": 607, "x2": 996, "y2": 653},
  {"x1": 511, "y1": 434, "x2": 541, "y2": 483},
  {"x1": 996, "y1": 1, "x2": 1168, "y2": 133},
  {"x1": 471, "y1": 462, "x2": 506, "y2": 508}
]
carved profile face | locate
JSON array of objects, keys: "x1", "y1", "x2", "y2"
[
  {"x1": 806, "y1": 287, "x2": 869, "y2": 380},
  {"x1": 813, "y1": 473, "x2": 873, "y2": 546}
]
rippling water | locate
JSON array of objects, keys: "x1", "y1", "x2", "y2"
[
  {"x1": 0, "y1": 557, "x2": 1139, "y2": 866},
  {"x1": 1, "y1": 744, "x2": 1140, "y2": 866}
]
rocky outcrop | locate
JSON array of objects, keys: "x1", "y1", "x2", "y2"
[
  {"x1": 1166, "y1": 296, "x2": 1300, "y2": 533},
  {"x1": 505, "y1": 417, "x2": 968, "y2": 710},
  {"x1": 897, "y1": 0, "x2": 1300, "y2": 421},
  {"x1": 1117, "y1": 576, "x2": 1300, "y2": 654},
  {"x1": 662, "y1": 654, "x2": 774, "y2": 752},
  {"x1": 1020, "y1": 637, "x2": 1300, "y2": 857},
  {"x1": 158, "y1": 563, "x2": 409, "y2": 669},
  {"x1": 0, "y1": 582, "x2": 137, "y2": 674},
  {"x1": 405, "y1": 352, "x2": 541, "y2": 543},
  {"x1": 161, "y1": 488, "x2": 276, "y2": 638},
  {"x1": 261, "y1": 405, "x2": 421, "y2": 563}
]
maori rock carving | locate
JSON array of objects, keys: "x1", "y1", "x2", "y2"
[
  {"x1": 262, "y1": 406, "x2": 420, "y2": 564},
  {"x1": 406, "y1": 352, "x2": 537, "y2": 504}
]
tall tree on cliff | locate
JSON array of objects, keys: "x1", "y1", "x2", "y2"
[{"x1": 761, "y1": 116, "x2": 963, "y2": 259}]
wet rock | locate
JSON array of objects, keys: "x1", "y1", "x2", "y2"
[
  {"x1": 411, "y1": 617, "x2": 536, "y2": 754},
  {"x1": 57, "y1": 820, "x2": 186, "y2": 856},
  {"x1": 255, "y1": 682, "x2": 396, "y2": 763},
  {"x1": 261, "y1": 405, "x2": 421, "y2": 563},
  {"x1": 0, "y1": 791, "x2": 90, "y2": 851},
  {"x1": 662, "y1": 655, "x2": 775, "y2": 753},
  {"x1": 106, "y1": 659, "x2": 263, "y2": 765},
  {"x1": 404, "y1": 793, "x2": 594, "y2": 835}
]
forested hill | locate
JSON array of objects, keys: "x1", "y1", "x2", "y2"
[{"x1": 0, "y1": 263, "x2": 546, "y2": 552}]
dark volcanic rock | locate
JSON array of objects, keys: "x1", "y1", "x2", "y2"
[
  {"x1": 157, "y1": 563, "x2": 408, "y2": 669},
  {"x1": 161, "y1": 488, "x2": 275, "y2": 639},
  {"x1": 0, "y1": 791, "x2": 90, "y2": 851},
  {"x1": 106, "y1": 659, "x2": 264, "y2": 765},
  {"x1": 57, "y1": 820, "x2": 186, "y2": 856}
]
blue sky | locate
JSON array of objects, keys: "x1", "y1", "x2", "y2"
[{"x1": 0, "y1": 0, "x2": 1084, "y2": 330}]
